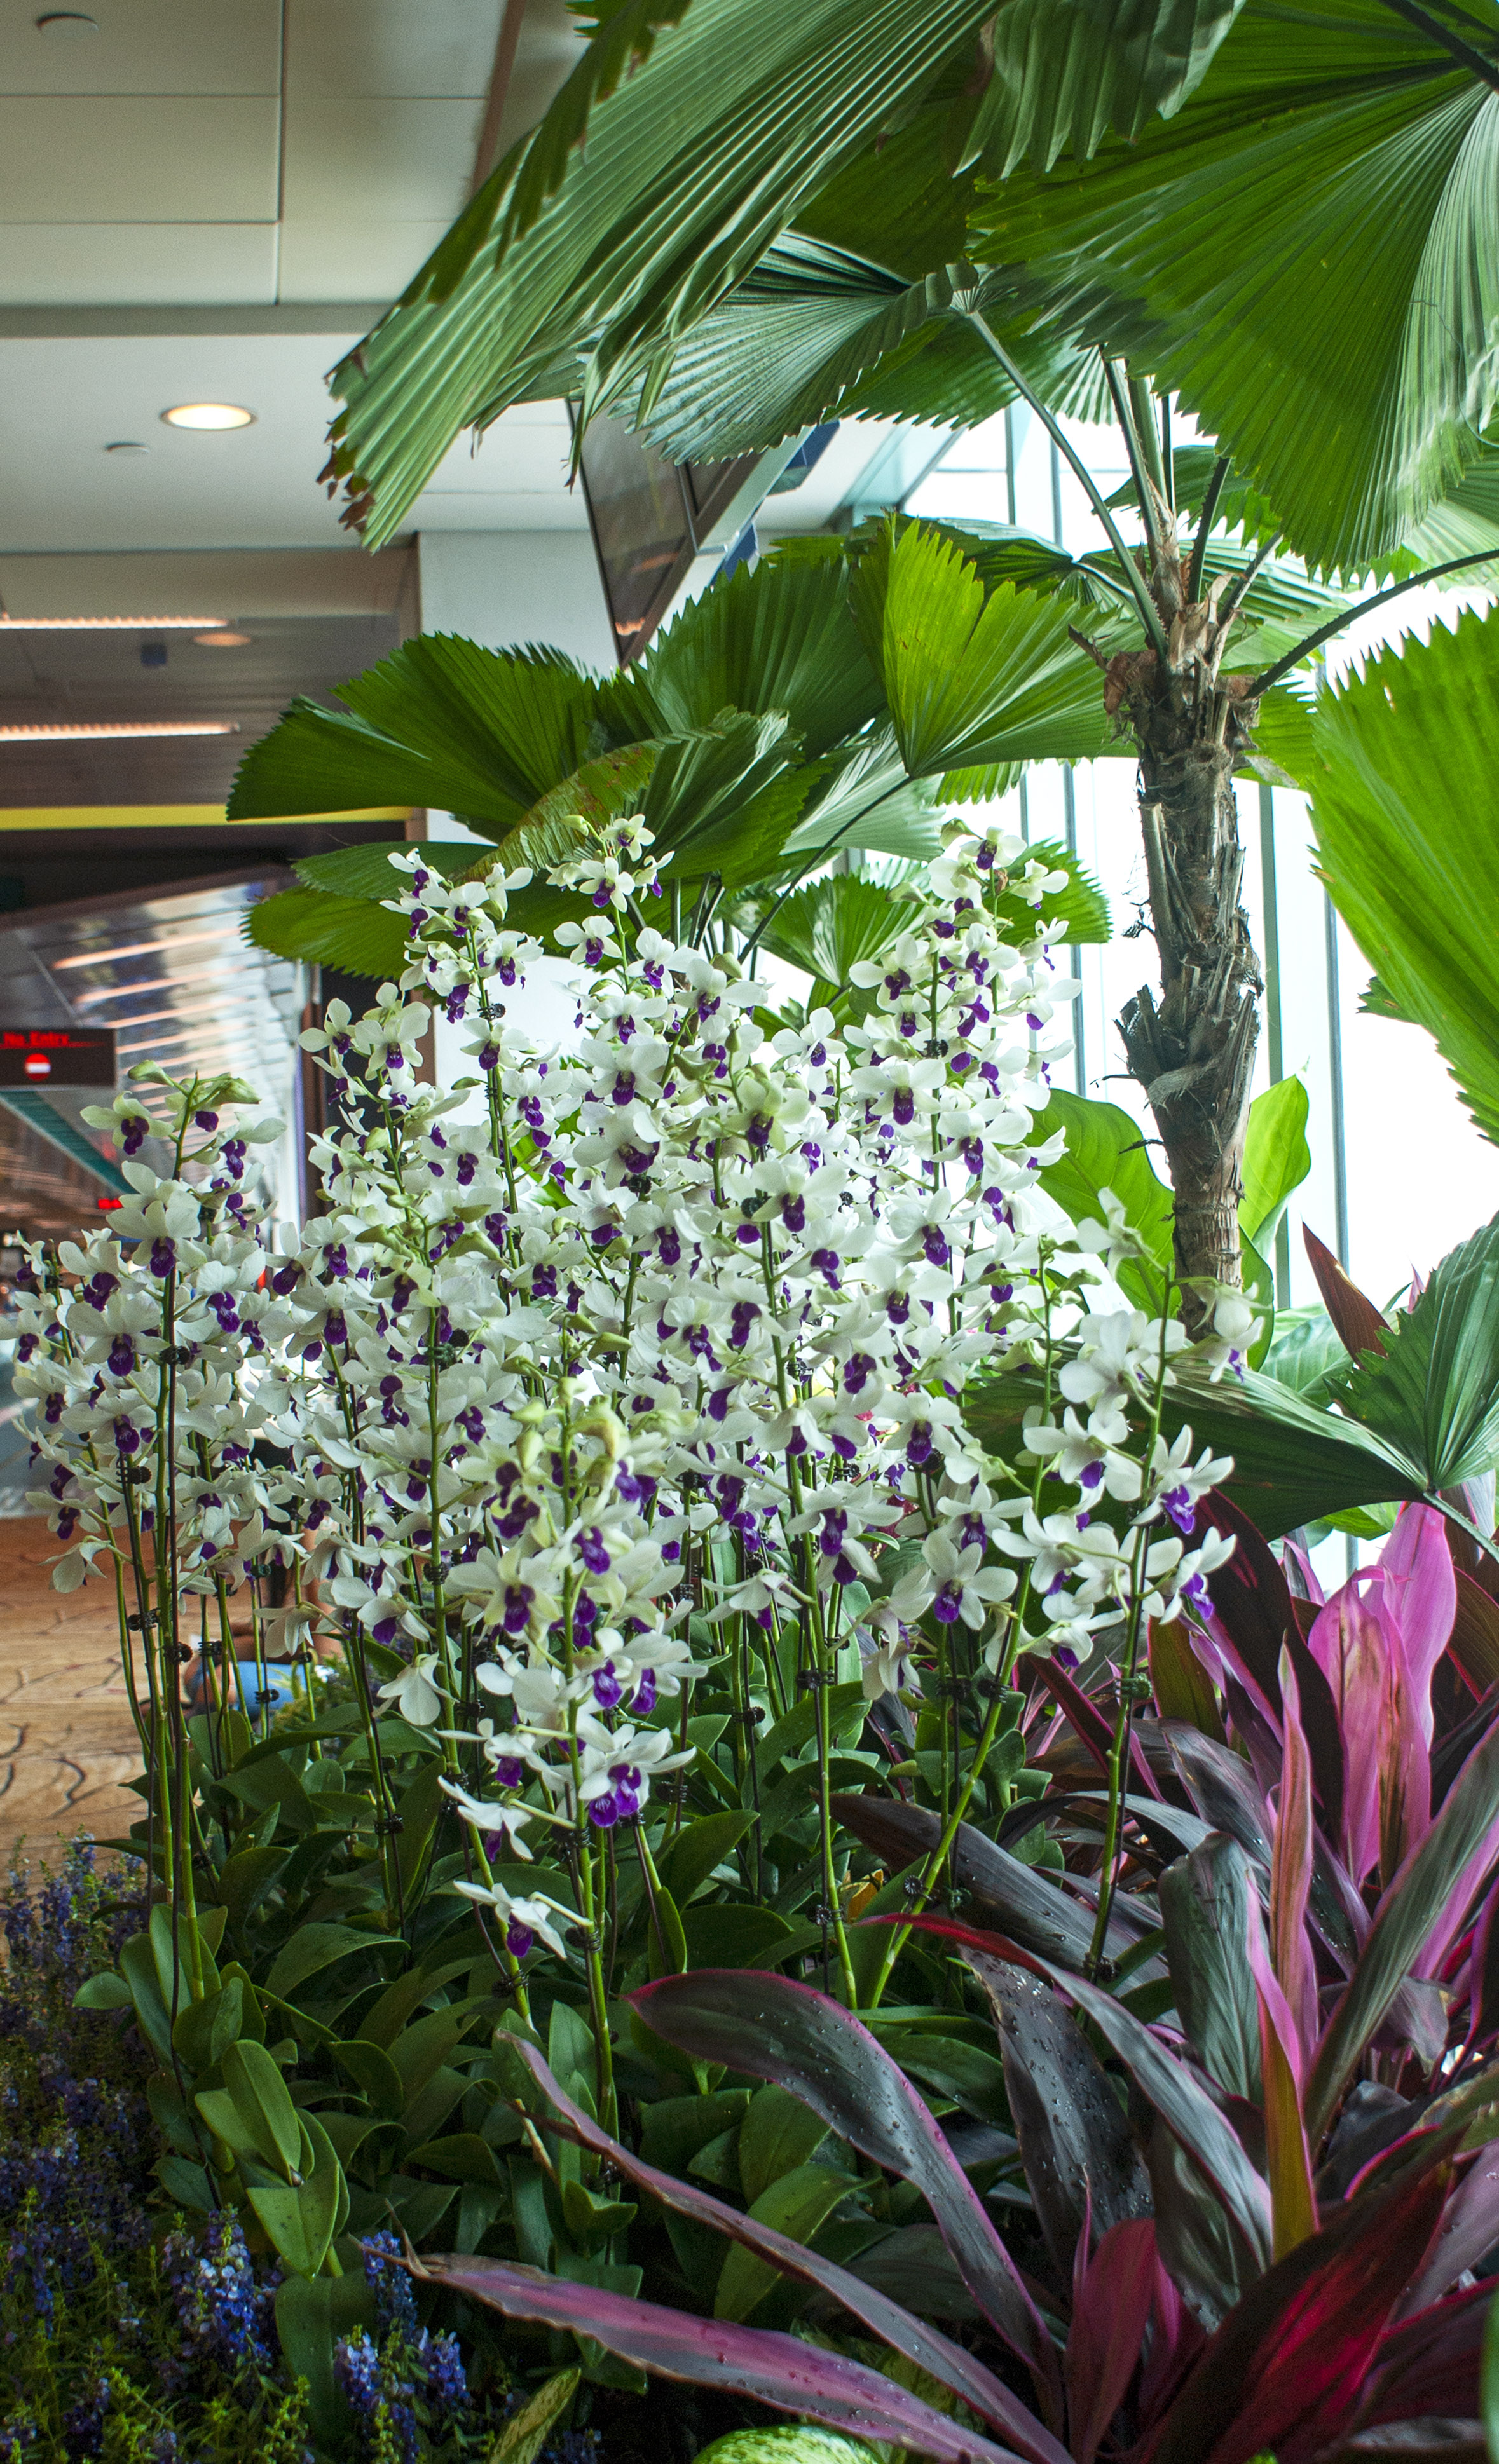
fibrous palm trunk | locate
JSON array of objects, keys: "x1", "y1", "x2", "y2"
[{"x1": 1079, "y1": 539, "x2": 1264, "y2": 1333}]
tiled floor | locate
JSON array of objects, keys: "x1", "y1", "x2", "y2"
[{"x1": 0, "y1": 1518, "x2": 144, "y2": 1868}]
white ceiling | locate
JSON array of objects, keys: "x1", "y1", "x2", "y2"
[
  {"x1": 0, "y1": 0, "x2": 594, "y2": 562},
  {"x1": 0, "y1": 0, "x2": 585, "y2": 308},
  {"x1": 0, "y1": 333, "x2": 584, "y2": 553}
]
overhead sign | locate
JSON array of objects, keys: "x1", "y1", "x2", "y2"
[{"x1": 0, "y1": 1026, "x2": 116, "y2": 1087}]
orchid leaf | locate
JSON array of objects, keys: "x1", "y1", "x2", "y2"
[
  {"x1": 501, "y1": 2038, "x2": 1060, "y2": 2459},
  {"x1": 629, "y1": 1968, "x2": 1060, "y2": 2401}
]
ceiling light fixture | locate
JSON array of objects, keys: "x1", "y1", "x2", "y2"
[
  {"x1": 75, "y1": 963, "x2": 259, "y2": 1005},
  {"x1": 36, "y1": 11, "x2": 99, "y2": 31},
  {"x1": 103, "y1": 441, "x2": 148, "y2": 456},
  {"x1": 161, "y1": 404, "x2": 255, "y2": 432},
  {"x1": 0, "y1": 721, "x2": 239, "y2": 742},
  {"x1": 0, "y1": 616, "x2": 228, "y2": 631},
  {"x1": 51, "y1": 925, "x2": 248, "y2": 971},
  {"x1": 193, "y1": 630, "x2": 252, "y2": 648}
]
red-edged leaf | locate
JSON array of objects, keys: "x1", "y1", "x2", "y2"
[
  {"x1": 502, "y1": 2036, "x2": 1066, "y2": 2464},
  {"x1": 1303, "y1": 1225, "x2": 1390, "y2": 1362},
  {"x1": 1270, "y1": 1649, "x2": 1319, "y2": 2066},
  {"x1": 1360, "y1": 2280, "x2": 1490, "y2": 2428},
  {"x1": 629, "y1": 1968, "x2": 1061, "y2": 2413},
  {"x1": 1245, "y1": 1891, "x2": 1317, "y2": 2263},
  {"x1": 1149, "y1": 1617, "x2": 1226, "y2": 1744},
  {"x1": 418, "y1": 2256, "x2": 1024, "y2": 2461},
  {"x1": 1195, "y1": 1487, "x2": 1346, "y2": 1840},
  {"x1": 966, "y1": 1950, "x2": 1151, "y2": 2283},
  {"x1": 896, "y1": 1915, "x2": 1271, "y2": 2271},
  {"x1": 1065, "y1": 2217, "x2": 1158, "y2": 2464},
  {"x1": 1030, "y1": 1656, "x2": 1163, "y2": 1800},
  {"x1": 1395, "y1": 2138, "x2": 1499, "y2": 2318},
  {"x1": 1451, "y1": 1570, "x2": 1499, "y2": 1696},
  {"x1": 829, "y1": 1792, "x2": 1142, "y2": 1973},
  {"x1": 1142, "y1": 2139, "x2": 1452, "y2": 2464}
]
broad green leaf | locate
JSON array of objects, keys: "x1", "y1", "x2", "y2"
[
  {"x1": 851, "y1": 521, "x2": 1111, "y2": 776},
  {"x1": 1026, "y1": 1086, "x2": 1174, "y2": 1309},
  {"x1": 229, "y1": 638, "x2": 599, "y2": 830},
  {"x1": 637, "y1": 241, "x2": 1097, "y2": 463},
  {"x1": 223, "y1": 2039, "x2": 303, "y2": 2180},
  {"x1": 246, "y1": 887, "x2": 409, "y2": 982},
  {"x1": 968, "y1": 4, "x2": 1499, "y2": 574},
  {"x1": 714, "y1": 2161, "x2": 854, "y2": 2321},
  {"x1": 264, "y1": 1922, "x2": 402, "y2": 2004},
  {"x1": 739, "y1": 2085, "x2": 833, "y2": 2205},
  {"x1": 970, "y1": 0, "x2": 1249, "y2": 175},
  {"x1": 1324, "y1": 1213, "x2": 1499, "y2": 1490},
  {"x1": 326, "y1": 0, "x2": 1001, "y2": 543},
  {"x1": 692, "y1": 2435, "x2": 869, "y2": 2464},
  {"x1": 656, "y1": 1811, "x2": 757, "y2": 1908},
  {"x1": 1304, "y1": 604, "x2": 1499, "y2": 1145},
  {"x1": 171, "y1": 1975, "x2": 245, "y2": 2074},
  {"x1": 1259, "y1": 1306, "x2": 1345, "y2": 1403},
  {"x1": 603, "y1": 552, "x2": 882, "y2": 759},
  {"x1": 332, "y1": 2036, "x2": 406, "y2": 2120},
  {"x1": 967, "y1": 1356, "x2": 1423, "y2": 1537},
  {"x1": 73, "y1": 1970, "x2": 133, "y2": 2011},
  {"x1": 1239, "y1": 1075, "x2": 1310, "y2": 1251},
  {"x1": 291, "y1": 840, "x2": 480, "y2": 902}
]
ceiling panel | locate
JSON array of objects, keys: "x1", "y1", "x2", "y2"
[
  {"x1": 0, "y1": 334, "x2": 369, "y2": 552},
  {"x1": 0, "y1": 609, "x2": 402, "y2": 806},
  {"x1": 0, "y1": 98, "x2": 280, "y2": 223},
  {"x1": 0, "y1": 0, "x2": 281, "y2": 96},
  {"x1": 286, "y1": 0, "x2": 502, "y2": 98},
  {"x1": 496, "y1": 0, "x2": 591, "y2": 158},
  {"x1": 0, "y1": 546, "x2": 415, "y2": 620},
  {"x1": 275, "y1": 219, "x2": 462, "y2": 305},
  {"x1": 282, "y1": 98, "x2": 484, "y2": 224},
  {"x1": 0, "y1": 224, "x2": 277, "y2": 308}
]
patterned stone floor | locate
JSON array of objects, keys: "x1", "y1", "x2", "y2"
[{"x1": 0, "y1": 1518, "x2": 143, "y2": 1868}]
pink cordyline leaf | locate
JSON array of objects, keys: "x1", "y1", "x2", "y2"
[
  {"x1": 1065, "y1": 2216, "x2": 1158, "y2": 2464},
  {"x1": 1245, "y1": 1888, "x2": 1317, "y2": 2259},
  {"x1": 1271, "y1": 1647, "x2": 1318, "y2": 2064},
  {"x1": 1379, "y1": 1504, "x2": 1458, "y2": 1736},
  {"x1": 1393, "y1": 2133, "x2": 1499, "y2": 2317},
  {"x1": 1143, "y1": 2144, "x2": 1452, "y2": 2464},
  {"x1": 499, "y1": 2034, "x2": 1067, "y2": 2464},
  {"x1": 414, "y1": 2256, "x2": 1025, "y2": 2463}
]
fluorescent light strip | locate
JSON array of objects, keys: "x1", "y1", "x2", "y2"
[
  {"x1": 116, "y1": 1012, "x2": 282, "y2": 1045},
  {"x1": 52, "y1": 924, "x2": 247, "y2": 970},
  {"x1": 76, "y1": 964, "x2": 259, "y2": 1007},
  {"x1": 0, "y1": 615, "x2": 228, "y2": 631},
  {"x1": 97, "y1": 995, "x2": 277, "y2": 1030},
  {"x1": 0, "y1": 721, "x2": 238, "y2": 742}
]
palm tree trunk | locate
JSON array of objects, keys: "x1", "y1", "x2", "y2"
[{"x1": 1113, "y1": 664, "x2": 1263, "y2": 1331}]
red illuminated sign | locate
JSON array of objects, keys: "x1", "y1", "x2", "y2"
[{"x1": 0, "y1": 1027, "x2": 116, "y2": 1088}]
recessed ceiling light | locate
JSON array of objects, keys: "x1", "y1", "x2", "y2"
[
  {"x1": 161, "y1": 404, "x2": 255, "y2": 433},
  {"x1": 0, "y1": 721, "x2": 239, "y2": 742},
  {"x1": 36, "y1": 11, "x2": 99, "y2": 32},
  {"x1": 0, "y1": 615, "x2": 227, "y2": 630},
  {"x1": 194, "y1": 629, "x2": 252, "y2": 648},
  {"x1": 103, "y1": 440, "x2": 148, "y2": 456}
]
